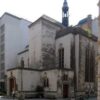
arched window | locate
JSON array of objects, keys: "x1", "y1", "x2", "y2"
[
  {"x1": 43, "y1": 77, "x2": 49, "y2": 87},
  {"x1": 42, "y1": 72, "x2": 49, "y2": 87}
]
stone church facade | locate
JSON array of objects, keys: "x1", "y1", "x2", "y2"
[
  {"x1": 6, "y1": 0, "x2": 98, "y2": 98},
  {"x1": 6, "y1": 15, "x2": 97, "y2": 98}
]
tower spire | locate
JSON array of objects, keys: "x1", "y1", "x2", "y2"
[{"x1": 62, "y1": 0, "x2": 69, "y2": 27}]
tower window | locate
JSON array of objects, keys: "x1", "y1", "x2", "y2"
[{"x1": 58, "y1": 48, "x2": 64, "y2": 68}]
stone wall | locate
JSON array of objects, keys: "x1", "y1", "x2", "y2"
[
  {"x1": 78, "y1": 35, "x2": 97, "y2": 93},
  {"x1": 41, "y1": 20, "x2": 61, "y2": 69}
]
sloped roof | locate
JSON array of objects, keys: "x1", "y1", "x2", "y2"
[
  {"x1": 1, "y1": 12, "x2": 32, "y2": 23},
  {"x1": 56, "y1": 26, "x2": 97, "y2": 41},
  {"x1": 3, "y1": 12, "x2": 21, "y2": 20},
  {"x1": 29, "y1": 15, "x2": 64, "y2": 28}
]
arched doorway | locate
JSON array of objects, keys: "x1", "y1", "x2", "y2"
[
  {"x1": 9, "y1": 77, "x2": 16, "y2": 95},
  {"x1": 63, "y1": 84, "x2": 68, "y2": 98},
  {"x1": 62, "y1": 74, "x2": 69, "y2": 98},
  {"x1": 9, "y1": 78, "x2": 15, "y2": 95}
]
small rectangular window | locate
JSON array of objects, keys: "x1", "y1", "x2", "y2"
[
  {"x1": 0, "y1": 54, "x2": 4, "y2": 61},
  {"x1": 0, "y1": 44, "x2": 4, "y2": 52},
  {"x1": 0, "y1": 34, "x2": 4, "y2": 42},
  {"x1": 0, "y1": 63, "x2": 5, "y2": 70},
  {"x1": 1, "y1": 72, "x2": 5, "y2": 79},
  {"x1": 0, "y1": 25, "x2": 5, "y2": 34}
]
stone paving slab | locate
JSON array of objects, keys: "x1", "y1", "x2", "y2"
[{"x1": 0, "y1": 97, "x2": 97, "y2": 100}]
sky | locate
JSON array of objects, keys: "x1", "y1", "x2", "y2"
[{"x1": 0, "y1": 0, "x2": 98, "y2": 25}]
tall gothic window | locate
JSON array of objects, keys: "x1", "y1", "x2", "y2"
[
  {"x1": 70, "y1": 41, "x2": 75, "y2": 70},
  {"x1": 85, "y1": 45, "x2": 95, "y2": 82},
  {"x1": 58, "y1": 48, "x2": 64, "y2": 68}
]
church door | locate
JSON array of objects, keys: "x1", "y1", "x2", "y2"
[
  {"x1": 9, "y1": 78, "x2": 15, "y2": 95},
  {"x1": 63, "y1": 84, "x2": 68, "y2": 98}
]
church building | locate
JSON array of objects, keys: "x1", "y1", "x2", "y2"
[{"x1": 6, "y1": 0, "x2": 97, "y2": 98}]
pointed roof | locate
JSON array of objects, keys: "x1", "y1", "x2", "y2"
[
  {"x1": 62, "y1": 0, "x2": 68, "y2": 13},
  {"x1": 63, "y1": 0, "x2": 68, "y2": 7}
]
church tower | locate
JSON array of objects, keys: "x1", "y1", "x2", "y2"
[{"x1": 62, "y1": 0, "x2": 69, "y2": 27}]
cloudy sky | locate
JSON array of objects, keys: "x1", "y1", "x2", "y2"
[{"x1": 0, "y1": 0, "x2": 98, "y2": 25}]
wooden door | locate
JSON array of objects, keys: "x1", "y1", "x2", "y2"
[
  {"x1": 63, "y1": 84, "x2": 68, "y2": 98},
  {"x1": 9, "y1": 78, "x2": 15, "y2": 95}
]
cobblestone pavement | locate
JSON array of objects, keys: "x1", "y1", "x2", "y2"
[
  {"x1": 0, "y1": 99, "x2": 71, "y2": 100},
  {"x1": 0, "y1": 96, "x2": 97, "y2": 100},
  {"x1": 0, "y1": 98, "x2": 96, "y2": 100}
]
